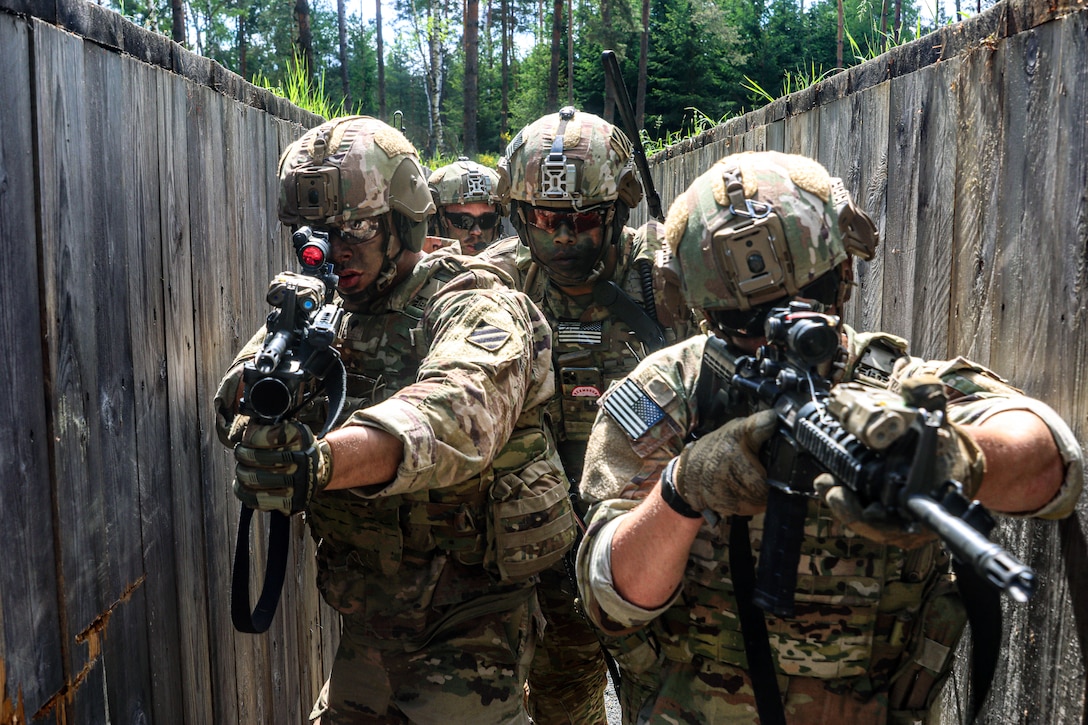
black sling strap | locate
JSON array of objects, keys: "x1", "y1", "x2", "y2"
[
  {"x1": 729, "y1": 515, "x2": 788, "y2": 725},
  {"x1": 592, "y1": 278, "x2": 667, "y2": 353},
  {"x1": 953, "y1": 559, "x2": 1003, "y2": 723},
  {"x1": 230, "y1": 358, "x2": 347, "y2": 634}
]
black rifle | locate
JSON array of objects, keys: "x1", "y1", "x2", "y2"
[
  {"x1": 240, "y1": 227, "x2": 345, "y2": 424},
  {"x1": 232, "y1": 227, "x2": 347, "y2": 634},
  {"x1": 601, "y1": 49, "x2": 663, "y2": 222},
  {"x1": 703, "y1": 302, "x2": 1037, "y2": 619}
]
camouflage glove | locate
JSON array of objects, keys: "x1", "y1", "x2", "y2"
[
  {"x1": 672, "y1": 409, "x2": 778, "y2": 516},
  {"x1": 233, "y1": 421, "x2": 333, "y2": 515},
  {"x1": 817, "y1": 378, "x2": 986, "y2": 549}
]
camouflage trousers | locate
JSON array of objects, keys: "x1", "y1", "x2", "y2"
[
  {"x1": 526, "y1": 565, "x2": 609, "y2": 724},
  {"x1": 623, "y1": 655, "x2": 891, "y2": 724},
  {"x1": 310, "y1": 598, "x2": 537, "y2": 724}
]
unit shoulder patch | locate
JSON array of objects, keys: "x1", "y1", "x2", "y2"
[{"x1": 467, "y1": 320, "x2": 512, "y2": 351}]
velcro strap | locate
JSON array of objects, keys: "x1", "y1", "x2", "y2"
[{"x1": 235, "y1": 446, "x2": 305, "y2": 467}]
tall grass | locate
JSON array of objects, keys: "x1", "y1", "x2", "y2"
[{"x1": 253, "y1": 53, "x2": 346, "y2": 120}]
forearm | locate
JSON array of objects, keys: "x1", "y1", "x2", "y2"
[
  {"x1": 610, "y1": 482, "x2": 704, "y2": 609},
  {"x1": 323, "y1": 425, "x2": 404, "y2": 491},
  {"x1": 970, "y1": 409, "x2": 1064, "y2": 513}
]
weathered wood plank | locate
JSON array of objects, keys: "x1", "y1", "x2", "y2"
[
  {"x1": 34, "y1": 20, "x2": 110, "y2": 722},
  {"x1": 82, "y1": 39, "x2": 155, "y2": 722},
  {"x1": 122, "y1": 56, "x2": 185, "y2": 725},
  {"x1": 849, "y1": 81, "x2": 891, "y2": 334},
  {"x1": 159, "y1": 74, "x2": 216, "y2": 725},
  {"x1": 187, "y1": 86, "x2": 243, "y2": 725},
  {"x1": 0, "y1": 14, "x2": 65, "y2": 719}
]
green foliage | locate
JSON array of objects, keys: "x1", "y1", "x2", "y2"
[
  {"x1": 254, "y1": 52, "x2": 345, "y2": 120},
  {"x1": 104, "y1": 0, "x2": 953, "y2": 159}
]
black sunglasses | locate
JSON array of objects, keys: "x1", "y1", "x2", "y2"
[{"x1": 443, "y1": 211, "x2": 502, "y2": 230}]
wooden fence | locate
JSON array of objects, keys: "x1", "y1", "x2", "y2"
[
  {"x1": 631, "y1": 0, "x2": 1088, "y2": 720},
  {"x1": 0, "y1": 5, "x2": 336, "y2": 723},
  {"x1": 1, "y1": 0, "x2": 1085, "y2": 722}
]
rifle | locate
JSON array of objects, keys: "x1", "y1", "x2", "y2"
[
  {"x1": 702, "y1": 302, "x2": 1037, "y2": 619},
  {"x1": 240, "y1": 227, "x2": 345, "y2": 424},
  {"x1": 601, "y1": 49, "x2": 663, "y2": 222},
  {"x1": 232, "y1": 227, "x2": 347, "y2": 634}
]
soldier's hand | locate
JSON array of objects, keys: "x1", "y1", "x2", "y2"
[
  {"x1": 672, "y1": 409, "x2": 778, "y2": 516},
  {"x1": 233, "y1": 421, "x2": 332, "y2": 515},
  {"x1": 815, "y1": 474, "x2": 938, "y2": 550}
]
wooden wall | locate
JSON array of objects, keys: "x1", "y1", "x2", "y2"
[
  {"x1": 0, "y1": 6, "x2": 337, "y2": 724},
  {"x1": 1, "y1": 0, "x2": 1085, "y2": 722},
  {"x1": 632, "y1": 0, "x2": 1088, "y2": 721}
]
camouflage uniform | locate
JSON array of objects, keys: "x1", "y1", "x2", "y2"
[
  {"x1": 479, "y1": 108, "x2": 697, "y2": 725},
  {"x1": 216, "y1": 116, "x2": 577, "y2": 724},
  {"x1": 573, "y1": 152, "x2": 1085, "y2": 723}
]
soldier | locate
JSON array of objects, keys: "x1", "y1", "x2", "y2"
[
  {"x1": 480, "y1": 107, "x2": 694, "y2": 724},
  {"x1": 575, "y1": 151, "x2": 1084, "y2": 723},
  {"x1": 427, "y1": 157, "x2": 507, "y2": 256},
  {"x1": 214, "y1": 116, "x2": 577, "y2": 724}
]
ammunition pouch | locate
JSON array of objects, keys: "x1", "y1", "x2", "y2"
[{"x1": 486, "y1": 428, "x2": 578, "y2": 581}]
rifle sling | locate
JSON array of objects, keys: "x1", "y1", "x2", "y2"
[
  {"x1": 953, "y1": 558, "x2": 1002, "y2": 723},
  {"x1": 592, "y1": 278, "x2": 666, "y2": 353},
  {"x1": 231, "y1": 357, "x2": 348, "y2": 634},
  {"x1": 729, "y1": 514, "x2": 788, "y2": 725}
]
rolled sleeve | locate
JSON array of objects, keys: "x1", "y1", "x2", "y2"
[{"x1": 346, "y1": 398, "x2": 439, "y2": 496}]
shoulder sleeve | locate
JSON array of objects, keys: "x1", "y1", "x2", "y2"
[
  {"x1": 345, "y1": 280, "x2": 551, "y2": 496},
  {"x1": 892, "y1": 354, "x2": 1084, "y2": 519},
  {"x1": 580, "y1": 336, "x2": 704, "y2": 503}
]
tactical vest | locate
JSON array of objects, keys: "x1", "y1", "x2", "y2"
[
  {"x1": 306, "y1": 256, "x2": 575, "y2": 639},
  {"x1": 538, "y1": 231, "x2": 674, "y2": 481},
  {"x1": 650, "y1": 331, "x2": 966, "y2": 716}
]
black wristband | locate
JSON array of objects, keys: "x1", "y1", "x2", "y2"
[{"x1": 659, "y1": 457, "x2": 703, "y2": 519}]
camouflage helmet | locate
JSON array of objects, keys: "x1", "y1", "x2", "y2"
[
  {"x1": 277, "y1": 115, "x2": 435, "y2": 252},
  {"x1": 664, "y1": 151, "x2": 878, "y2": 317},
  {"x1": 428, "y1": 157, "x2": 506, "y2": 213},
  {"x1": 496, "y1": 107, "x2": 643, "y2": 211}
]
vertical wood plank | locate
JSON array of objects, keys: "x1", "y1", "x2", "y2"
[
  {"x1": 159, "y1": 75, "x2": 216, "y2": 725},
  {"x1": 849, "y1": 81, "x2": 891, "y2": 334},
  {"x1": 82, "y1": 39, "x2": 155, "y2": 722},
  {"x1": 122, "y1": 57, "x2": 185, "y2": 725},
  {"x1": 187, "y1": 86, "x2": 243, "y2": 725},
  {"x1": 34, "y1": 21, "x2": 110, "y2": 722},
  {"x1": 0, "y1": 15, "x2": 65, "y2": 719}
]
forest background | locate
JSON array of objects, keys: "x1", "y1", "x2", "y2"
[{"x1": 106, "y1": 0, "x2": 990, "y2": 164}]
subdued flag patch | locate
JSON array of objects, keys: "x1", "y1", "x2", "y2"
[
  {"x1": 467, "y1": 321, "x2": 512, "y2": 351},
  {"x1": 557, "y1": 321, "x2": 603, "y2": 346},
  {"x1": 602, "y1": 378, "x2": 665, "y2": 440}
]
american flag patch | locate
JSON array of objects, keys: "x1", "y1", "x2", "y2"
[
  {"x1": 557, "y1": 321, "x2": 603, "y2": 346},
  {"x1": 602, "y1": 379, "x2": 666, "y2": 440},
  {"x1": 467, "y1": 322, "x2": 511, "y2": 351}
]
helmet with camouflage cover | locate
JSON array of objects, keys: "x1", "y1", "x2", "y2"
[
  {"x1": 496, "y1": 107, "x2": 644, "y2": 284},
  {"x1": 663, "y1": 151, "x2": 878, "y2": 334},
  {"x1": 278, "y1": 115, "x2": 435, "y2": 253},
  {"x1": 428, "y1": 157, "x2": 505, "y2": 211}
]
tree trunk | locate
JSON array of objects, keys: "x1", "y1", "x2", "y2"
[
  {"x1": 601, "y1": 0, "x2": 614, "y2": 123},
  {"x1": 836, "y1": 0, "x2": 844, "y2": 68},
  {"x1": 377, "y1": 0, "x2": 386, "y2": 120},
  {"x1": 893, "y1": 0, "x2": 902, "y2": 43},
  {"x1": 295, "y1": 0, "x2": 315, "y2": 82},
  {"x1": 464, "y1": 0, "x2": 480, "y2": 154},
  {"x1": 879, "y1": 0, "x2": 889, "y2": 45},
  {"x1": 171, "y1": 0, "x2": 185, "y2": 44},
  {"x1": 636, "y1": 0, "x2": 649, "y2": 129},
  {"x1": 566, "y1": 0, "x2": 573, "y2": 104},
  {"x1": 337, "y1": 0, "x2": 351, "y2": 109},
  {"x1": 501, "y1": 0, "x2": 510, "y2": 139},
  {"x1": 237, "y1": 13, "x2": 247, "y2": 79},
  {"x1": 547, "y1": 0, "x2": 562, "y2": 111}
]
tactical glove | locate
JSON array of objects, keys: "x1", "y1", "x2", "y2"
[
  {"x1": 818, "y1": 375, "x2": 986, "y2": 549},
  {"x1": 672, "y1": 409, "x2": 778, "y2": 517},
  {"x1": 234, "y1": 421, "x2": 333, "y2": 515}
]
